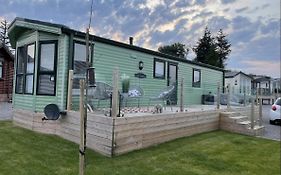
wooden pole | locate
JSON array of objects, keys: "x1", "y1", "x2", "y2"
[
  {"x1": 67, "y1": 70, "x2": 74, "y2": 111},
  {"x1": 250, "y1": 97, "x2": 254, "y2": 129},
  {"x1": 180, "y1": 77, "x2": 184, "y2": 112},
  {"x1": 79, "y1": 80, "x2": 86, "y2": 175},
  {"x1": 216, "y1": 82, "x2": 220, "y2": 110},
  {"x1": 111, "y1": 68, "x2": 119, "y2": 156},
  {"x1": 111, "y1": 68, "x2": 119, "y2": 118}
]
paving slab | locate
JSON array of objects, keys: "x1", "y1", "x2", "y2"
[{"x1": 0, "y1": 102, "x2": 13, "y2": 120}]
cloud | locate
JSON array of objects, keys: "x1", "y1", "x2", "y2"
[
  {"x1": 235, "y1": 7, "x2": 248, "y2": 13},
  {"x1": 138, "y1": 0, "x2": 165, "y2": 14},
  {"x1": 240, "y1": 59, "x2": 280, "y2": 78},
  {"x1": 0, "y1": 0, "x2": 279, "y2": 78},
  {"x1": 173, "y1": 0, "x2": 191, "y2": 8},
  {"x1": 260, "y1": 19, "x2": 280, "y2": 36},
  {"x1": 207, "y1": 16, "x2": 231, "y2": 32},
  {"x1": 221, "y1": 0, "x2": 237, "y2": 4},
  {"x1": 194, "y1": 0, "x2": 207, "y2": 5},
  {"x1": 261, "y1": 3, "x2": 270, "y2": 9},
  {"x1": 193, "y1": 11, "x2": 213, "y2": 20},
  {"x1": 232, "y1": 16, "x2": 252, "y2": 30}
]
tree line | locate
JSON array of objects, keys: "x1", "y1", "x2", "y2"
[{"x1": 158, "y1": 27, "x2": 231, "y2": 69}]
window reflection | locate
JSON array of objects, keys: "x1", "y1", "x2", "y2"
[{"x1": 40, "y1": 43, "x2": 55, "y2": 71}]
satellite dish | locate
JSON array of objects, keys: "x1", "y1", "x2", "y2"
[{"x1": 43, "y1": 104, "x2": 66, "y2": 120}]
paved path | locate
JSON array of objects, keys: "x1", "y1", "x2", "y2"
[
  {"x1": 260, "y1": 105, "x2": 280, "y2": 141},
  {"x1": 0, "y1": 102, "x2": 13, "y2": 120}
]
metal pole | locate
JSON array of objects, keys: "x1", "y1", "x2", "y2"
[
  {"x1": 258, "y1": 88, "x2": 263, "y2": 126},
  {"x1": 227, "y1": 83, "x2": 230, "y2": 110},
  {"x1": 243, "y1": 90, "x2": 246, "y2": 107},
  {"x1": 216, "y1": 82, "x2": 220, "y2": 109},
  {"x1": 67, "y1": 70, "x2": 73, "y2": 111},
  {"x1": 250, "y1": 97, "x2": 254, "y2": 129},
  {"x1": 256, "y1": 87, "x2": 258, "y2": 105},
  {"x1": 180, "y1": 77, "x2": 184, "y2": 112},
  {"x1": 79, "y1": 80, "x2": 86, "y2": 175}
]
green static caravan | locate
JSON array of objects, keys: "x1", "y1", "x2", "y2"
[{"x1": 8, "y1": 17, "x2": 224, "y2": 112}]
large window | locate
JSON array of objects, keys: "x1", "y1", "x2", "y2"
[
  {"x1": 0, "y1": 61, "x2": 3, "y2": 79},
  {"x1": 192, "y1": 68, "x2": 201, "y2": 88},
  {"x1": 37, "y1": 41, "x2": 57, "y2": 95},
  {"x1": 73, "y1": 41, "x2": 88, "y2": 89},
  {"x1": 15, "y1": 43, "x2": 35, "y2": 94},
  {"x1": 153, "y1": 58, "x2": 165, "y2": 79}
]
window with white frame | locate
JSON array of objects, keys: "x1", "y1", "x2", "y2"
[{"x1": 15, "y1": 43, "x2": 35, "y2": 94}]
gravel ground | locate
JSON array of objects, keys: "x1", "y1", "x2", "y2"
[
  {"x1": 260, "y1": 105, "x2": 281, "y2": 141},
  {"x1": 0, "y1": 102, "x2": 13, "y2": 120}
]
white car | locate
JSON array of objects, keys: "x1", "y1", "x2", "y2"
[{"x1": 270, "y1": 97, "x2": 281, "y2": 125}]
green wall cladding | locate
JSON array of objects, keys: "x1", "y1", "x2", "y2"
[
  {"x1": 80, "y1": 41, "x2": 223, "y2": 109},
  {"x1": 13, "y1": 31, "x2": 69, "y2": 112},
  {"x1": 12, "y1": 28, "x2": 222, "y2": 112}
]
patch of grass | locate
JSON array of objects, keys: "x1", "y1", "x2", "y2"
[{"x1": 0, "y1": 121, "x2": 280, "y2": 175}]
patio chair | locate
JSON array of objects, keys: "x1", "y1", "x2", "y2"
[
  {"x1": 88, "y1": 81, "x2": 113, "y2": 109},
  {"x1": 122, "y1": 85, "x2": 144, "y2": 107},
  {"x1": 148, "y1": 85, "x2": 176, "y2": 111}
]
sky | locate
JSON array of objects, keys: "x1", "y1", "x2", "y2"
[{"x1": 0, "y1": 0, "x2": 280, "y2": 78}]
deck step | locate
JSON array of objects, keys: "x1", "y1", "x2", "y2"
[
  {"x1": 229, "y1": 116, "x2": 248, "y2": 120},
  {"x1": 247, "y1": 125, "x2": 265, "y2": 130},
  {"x1": 238, "y1": 121, "x2": 251, "y2": 125}
]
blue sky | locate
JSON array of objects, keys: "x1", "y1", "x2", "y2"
[{"x1": 1, "y1": 0, "x2": 280, "y2": 78}]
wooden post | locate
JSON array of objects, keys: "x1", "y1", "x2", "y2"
[
  {"x1": 111, "y1": 68, "x2": 119, "y2": 118},
  {"x1": 180, "y1": 77, "x2": 184, "y2": 112},
  {"x1": 216, "y1": 82, "x2": 220, "y2": 110},
  {"x1": 79, "y1": 80, "x2": 86, "y2": 175},
  {"x1": 111, "y1": 68, "x2": 119, "y2": 156},
  {"x1": 227, "y1": 83, "x2": 230, "y2": 110},
  {"x1": 250, "y1": 97, "x2": 254, "y2": 129},
  {"x1": 67, "y1": 70, "x2": 74, "y2": 111}
]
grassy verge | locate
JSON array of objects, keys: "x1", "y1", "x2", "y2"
[{"x1": 0, "y1": 121, "x2": 280, "y2": 175}]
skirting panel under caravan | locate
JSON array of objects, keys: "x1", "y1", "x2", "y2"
[{"x1": 13, "y1": 107, "x2": 260, "y2": 157}]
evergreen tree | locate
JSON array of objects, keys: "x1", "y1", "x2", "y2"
[
  {"x1": 193, "y1": 27, "x2": 217, "y2": 64},
  {"x1": 0, "y1": 19, "x2": 14, "y2": 53},
  {"x1": 0, "y1": 20, "x2": 9, "y2": 44},
  {"x1": 216, "y1": 29, "x2": 231, "y2": 68},
  {"x1": 158, "y1": 42, "x2": 189, "y2": 59},
  {"x1": 193, "y1": 27, "x2": 231, "y2": 69}
]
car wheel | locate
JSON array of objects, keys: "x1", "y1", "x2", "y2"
[{"x1": 269, "y1": 120, "x2": 275, "y2": 125}]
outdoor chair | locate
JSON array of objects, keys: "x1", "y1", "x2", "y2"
[
  {"x1": 121, "y1": 85, "x2": 144, "y2": 107},
  {"x1": 148, "y1": 85, "x2": 175, "y2": 111},
  {"x1": 88, "y1": 81, "x2": 113, "y2": 109}
]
